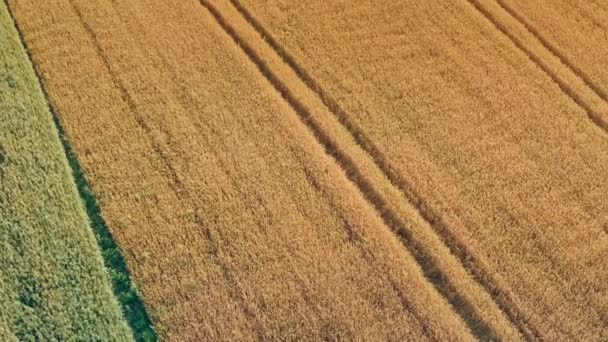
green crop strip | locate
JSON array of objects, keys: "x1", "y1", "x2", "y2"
[
  {"x1": 2, "y1": 1, "x2": 157, "y2": 340},
  {"x1": 59, "y1": 125, "x2": 158, "y2": 342}
]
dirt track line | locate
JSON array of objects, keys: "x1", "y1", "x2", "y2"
[
  {"x1": 200, "y1": 0, "x2": 525, "y2": 339},
  {"x1": 467, "y1": 0, "x2": 608, "y2": 135},
  {"x1": 223, "y1": 7, "x2": 535, "y2": 341},
  {"x1": 197, "y1": 2, "x2": 434, "y2": 337}
]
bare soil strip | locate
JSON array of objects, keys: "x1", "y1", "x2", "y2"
[
  {"x1": 467, "y1": 0, "x2": 608, "y2": 134},
  {"x1": 8, "y1": 0, "x2": 475, "y2": 339},
  {"x1": 204, "y1": 0, "x2": 523, "y2": 339},
  {"x1": 235, "y1": 0, "x2": 608, "y2": 339}
]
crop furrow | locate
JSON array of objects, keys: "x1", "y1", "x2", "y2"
[{"x1": 67, "y1": 0, "x2": 187, "y2": 196}]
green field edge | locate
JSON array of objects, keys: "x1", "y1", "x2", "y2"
[
  {"x1": 58, "y1": 118, "x2": 157, "y2": 342},
  {"x1": 2, "y1": 2, "x2": 157, "y2": 341}
]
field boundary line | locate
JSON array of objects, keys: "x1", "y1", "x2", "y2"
[
  {"x1": 69, "y1": 0, "x2": 265, "y2": 333},
  {"x1": 3, "y1": 1, "x2": 157, "y2": 340},
  {"x1": 467, "y1": 0, "x2": 608, "y2": 135},
  {"x1": 200, "y1": 0, "x2": 526, "y2": 339}
]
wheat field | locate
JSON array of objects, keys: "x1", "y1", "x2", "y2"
[
  {"x1": 2, "y1": 0, "x2": 608, "y2": 340},
  {"x1": 235, "y1": 0, "x2": 608, "y2": 339}
]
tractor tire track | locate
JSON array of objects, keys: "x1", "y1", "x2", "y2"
[
  {"x1": 496, "y1": 0, "x2": 608, "y2": 103},
  {"x1": 467, "y1": 0, "x2": 608, "y2": 136},
  {"x1": 201, "y1": 0, "x2": 526, "y2": 340},
  {"x1": 198, "y1": 2, "x2": 435, "y2": 338},
  {"x1": 70, "y1": 1, "x2": 267, "y2": 331}
]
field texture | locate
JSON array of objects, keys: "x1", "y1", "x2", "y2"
[
  {"x1": 4, "y1": 0, "x2": 608, "y2": 340},
  {"x1": 6, "y1": 0, "x2": 477, "y2": 340},
  {"x1": 0, "y1": 2, "x2": 131, "y2": 340},
  {"x1": 236, "y1": 0, "x2": 608, "y2": 340},
  {"x1": 502, "y1": 0, "x2": 608, "y2": 101}
]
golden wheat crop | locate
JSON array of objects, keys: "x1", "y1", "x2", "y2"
[
  {"x1": 501, "y1": 0, "x2": 608, "y2": 101},
  {"x1": 7, "y1": 0, "x2": 480, "y2": 340},
  {"x1": 237, "y1": 0, "x2": 608, "y2": 339},
  {"x1": 6, "y1": 0, "x2": 608, "y2": 340}
]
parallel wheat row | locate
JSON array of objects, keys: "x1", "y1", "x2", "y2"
[
  {"x1": 502, "y1": 0, "x2": 608, "y2": 101},
  {"x1": 466, "y1": 0, "x2": 608, "y2": 133},
  {"x1": 238, "y1": 0, "x2": 608, "y2": 340},
  {"x1": 6, "y1": 0, "x2": 608, "y2": 340},
  {"x1": 7, "y1": 0, "x2": 477, "y2": 340}
]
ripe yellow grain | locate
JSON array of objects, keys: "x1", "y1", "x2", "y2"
[
  {"x1": 238, "y1": 0, "x2": 608, "y2": 339},
  {"x1": 7, "y1": 0, "x2": 474, "y2": 340},
  {"x1": 203, "y1": 0, "x2": 524, "y2": 339},
  {"x1": 501, "y1": 0, "x2": 608, "y2": 101}
]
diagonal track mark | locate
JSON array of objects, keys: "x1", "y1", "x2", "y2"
[
  {"x1": 222, "y1": 9, "x2": 532, "y2": 340},
  {"x1": 200, "y1": 0, "x2": 528, "y2": 339},
  {"x1": 467, "y1": 0, "x2": 608, "y2": 135},
  {"x1": 197, "y1": 1, "x2": 436, "y2": 337},
  {"x1": 67, "y1": 0, "x2": 187, "y2": 196},
  {"x1": 68, "y1": 1, "x2": 265, "y2": 330},
  {"x1": 496, "y1": 0, "x2": 608, "y2": 103}
]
